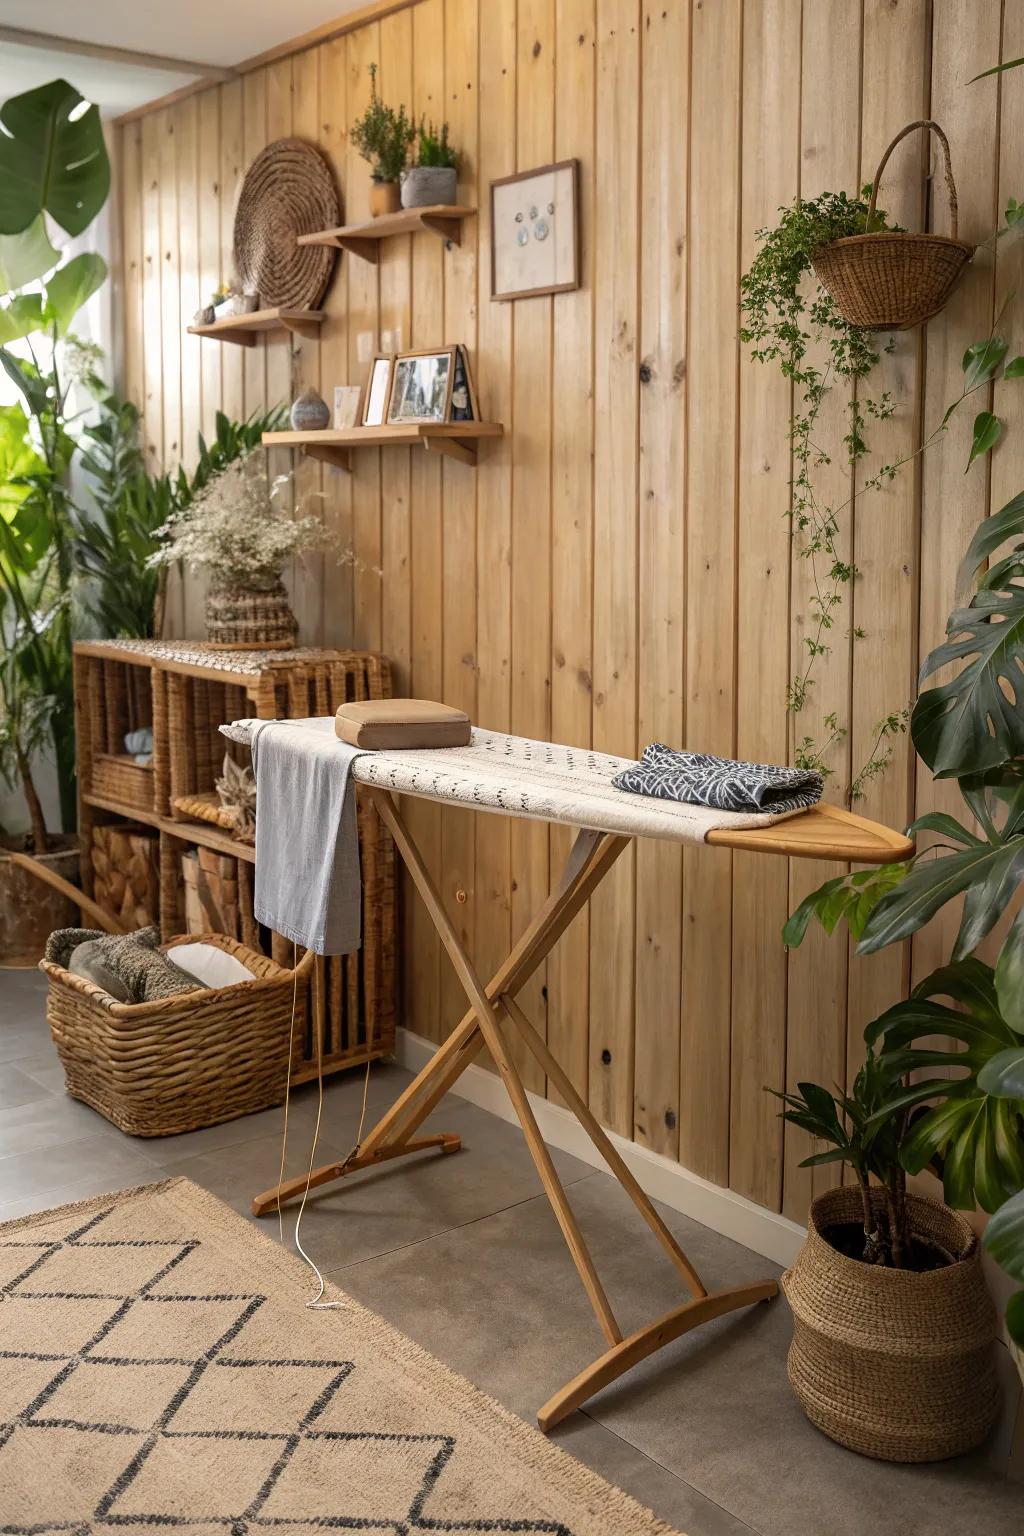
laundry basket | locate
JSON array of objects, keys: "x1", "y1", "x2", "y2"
[{"x1": 41, "y1": 934, "x2": 313, "y2": 1136}]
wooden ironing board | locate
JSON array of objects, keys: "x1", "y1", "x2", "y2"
[{"x1": 232, "y1": 721, "x2": 913, "y2": 1431}]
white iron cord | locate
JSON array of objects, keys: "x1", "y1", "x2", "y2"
[{"x1": 276, "y1": 945, "x2": 372, "y2": 1309}]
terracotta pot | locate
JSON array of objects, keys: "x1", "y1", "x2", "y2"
[
  {"x1": 0, "y1": 840, "x2": 80, "y2": 967},
  {"x1": 369, "y1": 179, "x2": 401, "y2": 217},
  {"x1": 782, "y1": 1186, "x2": 999, "y2": 1462}
]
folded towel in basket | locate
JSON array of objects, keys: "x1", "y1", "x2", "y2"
[{"x1": 611, "y1": 744, "x2": 823, "y2": 817}]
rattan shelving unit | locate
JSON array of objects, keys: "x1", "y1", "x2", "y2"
[{"x1": 73, "y1": 639, "x2": 396, "y2": 1085}]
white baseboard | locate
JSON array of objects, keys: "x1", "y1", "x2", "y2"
[{"x1": 395, "y1": 1026, "x2": 806, "y2": 1269}]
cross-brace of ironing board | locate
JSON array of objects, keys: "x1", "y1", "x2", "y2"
[{"x1": 251, "y1": 772, "x2": 912, "y2": 1434}]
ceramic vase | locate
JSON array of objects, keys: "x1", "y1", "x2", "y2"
[
  {"x1": 369, "y1": 179, "x2": 401, "y2": 217},
  {"x1": 290, "y1": 388, "x2": 331, "y2": 432},
  {"x1": 401, "y1": 166, "x2": 457, "y2": 209}
]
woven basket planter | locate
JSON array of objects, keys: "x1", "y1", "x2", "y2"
[
  {"x1": 41, "y1": 935, "x2": 314, "y2": 1137},
  {"x1": 782, "y1": 1186, "x2": 999, "y2": 1462},
  {"x1": 811, "y1": 121, "x2": 974, "y2": 330},
  {"x1": 205, "y1": 582, "x2": 298, "y2": 648}
]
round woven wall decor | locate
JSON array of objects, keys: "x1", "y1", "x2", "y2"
[{"x1": 233, "y1": 138, "x2": 340, "y2": 310}]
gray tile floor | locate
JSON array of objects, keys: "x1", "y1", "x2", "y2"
[{"x1": 1, "y1": 966, "x2": 1021, "y2": 1536}]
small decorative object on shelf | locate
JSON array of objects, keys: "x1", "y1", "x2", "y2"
[
  {"x1": 363, "y1": 353, "x2": 393, "y2": 425},
  {"x1": 290, "y1": 387, "x2": 331, "y2": 431},
  {"x1": 194, "y1": 304, "x2": 215, "y2": 326},
  {"x1": 491, "y1": 159, "x2": 580, "y2": 301},
  {"x1": 812, "y1": 120, "x2": 974, "y2": 329},
  {"x1": 333, "y1": 384, "x2": 363, "y2": 430},
  {"x1": 233, "y1": 138, "x2": 340, "y2": 308},
  {"x1": 350, "y1": 63, "x2": 415, "y2": 218},
  {"x1": 147, "y1": 454, "x2": 328, "y2": 647},
  {"x1": 402, "y1": 119, "x2": 458, "y2": 209}
]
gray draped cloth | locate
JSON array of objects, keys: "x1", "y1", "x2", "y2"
[{"x1": 248, "y1": 717, "x2": 367, "y2": 956}]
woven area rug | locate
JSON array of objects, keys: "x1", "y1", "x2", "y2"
[{"x1": 0, "y1": 1178, "x2": 680, "y2": 1535}]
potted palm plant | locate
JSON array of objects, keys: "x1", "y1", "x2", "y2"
[{"x1": 350, "y1": 64, "x2": 415, "y2": 217}]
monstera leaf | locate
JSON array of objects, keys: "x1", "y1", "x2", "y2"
[
  {"x1": 858, "y1": 833, "x2": 1024, "y2": 958},
  {"x1": 911, "y1": 575, "x2": 1024, "y2": 778},
  {"x1": 0, "y1": 79, "x2": 109, "y2": 237},
  {"x1": 0, "y1": 215, "x2": 58, "y2": 293},
  {"x1": 44, "y1": 253, "x2": 107, "y2": 336},
  {"x1": 957, "y1": 492, "x2": 1024, "y2": 596},
  {"x1": 865, "y1": 961, "x2": 1024, "y2": 1213},
  {"x1": 0, "y1": 294, "x2": 44, "y2": 346}
]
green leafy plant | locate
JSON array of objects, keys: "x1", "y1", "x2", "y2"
[
  {"x1": 0, "y1": 79, "x2": 109, "y2": 237},
  {"x1": 984, "y1": 1189, "x2": 1024, "y2": 1347},
  {"x1": 415, "y1": 119, "x2": 457, "y2": 170},
  {"x1": 349, "y1": 64, "x2": 415, "y2": 183}
]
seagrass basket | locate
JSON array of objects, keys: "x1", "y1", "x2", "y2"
[
  {"x1": 811, "y1": 120, "x2": 974, "y2": 330},
  {"x1": 40, "y1": 934, "x2": 313, "y2": 1137},
  {"x1": 782, "y1": 1186, "x2": 999, "y2": 1462},
  {"x1": 90, "y1": 753, "x2": 155, "y2": 813},
  {"x1": 205, "y1": 582, "x2": 299, "y2": 647}
]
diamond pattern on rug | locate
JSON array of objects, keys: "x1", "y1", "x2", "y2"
[{"x1": 1, "y1": 1202, "x2": 576, "y2": 1534}]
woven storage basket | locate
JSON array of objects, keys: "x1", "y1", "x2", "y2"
[
  {"x1": 205, "y1": 583, "x2": 298, "y2": 647},
  {"x1": 91, "y1": 752, "x2": 155, "y2": 813},
  {"x1": 782, "y1": 1186, "x2": 999, "y2": 1462},
  {"x1": 233, "y1": 137, "x2": 340, "y2": 309},
  {"x1": 41, "y1": 935, "x2": 313, "y2": 1137},
  {"x1": 811, "y1": 121, "x2": 974, "y2": 330}
]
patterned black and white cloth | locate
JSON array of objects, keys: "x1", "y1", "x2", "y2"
[{"x1": 612, "y1": 743, "x2": 824, "y2": 817}]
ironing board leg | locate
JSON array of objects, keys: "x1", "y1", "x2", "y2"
[{"x1": 250, "y1": 817, "x2": 628, "y2": 1217}]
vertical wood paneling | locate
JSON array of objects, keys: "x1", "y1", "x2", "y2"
[
  {"x1": 679, "y1": 0, "x2": 741, "y2": 1185},
  {"x1": 548, "y1": 0, "x2": 596, "y2": 1106},
  {"x1": 114, "y1": 0, "x2": 1010, "y2": 1226},
  {"x1": 509, "y1": 0, "x2": 556, "y2": 1091},
  {"x1": 407, "y1": 0, "x2": 445, "y2": 1043},
  {"x1": 845, "y1": 0, "x2": 928, "y2": 1086},
  {"x1": 782, "y1": 0, "x2": 862, "y2": 1220},
  {"x1": 473, "y1": 0, "x2": 516, "y2": 1008},
  {"x1": 317, "y1": 39, "x2": 354, "y2": 650},
  {"x1": 588, "y1": 0, "x2": 640, "y2": 1138},
  {"x1": 439, "y1": 0, "x2": 481, "y2": 1040},
  {"x1": 730, "y1": 0, "x2": 800, "y2": 1210},
  {"x1": 120, "y1": 121, "x2": 144, "y2": 415},
  {"x1": 633, "y1": 0, "x2": 686, "y2": 1157}
]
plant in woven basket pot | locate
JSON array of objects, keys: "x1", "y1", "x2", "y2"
[
  {"x1": 147, "y1": 453, "x2": 325, "y2": 648},
  {"x1": 776, "y1": 485, "x2": 1024, "y2": 1452},
  {"x1": 401, "y1": 118, "x2": 459, "y2": 210},
  {"x1": 350, "y1": 63, "x2": 415, "y2": 217}
]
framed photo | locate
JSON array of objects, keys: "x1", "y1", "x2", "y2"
[
  {"x1": 333, "y1": 384, "x2": 363, "y2": 431},
  {"x1": 450, "y1": 346, "x2": 478, "y2": 422},
  {"x1": 490, "y1": 159, "x2": 580, "y2": 302},
  {"x1": 363, "y1": 354, "x2": 393, "y2": 426},
  {"x1": 386, "y1": 348, "x2": 456, "y2": 425}
]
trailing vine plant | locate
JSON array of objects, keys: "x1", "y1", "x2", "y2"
[{"x1": 740, "y1": 188, "x2": 1018, "y2": 797}]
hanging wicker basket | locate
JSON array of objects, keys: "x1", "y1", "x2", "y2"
[
  {"x1": 782, "y1": 1186, "x2": 999, "y2": 1462},
  {"x1": 811, "y1": 120, "x2": 974, "y2": 330},
  {"x1": 205, "y1": 580, "x2": 298, "y2": 649}
]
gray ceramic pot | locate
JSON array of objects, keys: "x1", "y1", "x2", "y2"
[
  {"x1": 401, "y1": 166, "x2": 458, "y2": 209},
  {"x1": 290, "y1": 388, "x2": 331, "y2": 431}
]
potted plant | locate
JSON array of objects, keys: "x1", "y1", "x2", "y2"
[
  {"x1": 350, "y1": 63, "x2": 415, "y2": 217},
  {"x1": 0, "y1": 78, "x2": 111, "y2": 960},
  {"x1": 147, "y1": 452, "x2": 326, "y2": 648},
  {"x1": 401, "y1": 119, "x2": 458, "y2": 210}
]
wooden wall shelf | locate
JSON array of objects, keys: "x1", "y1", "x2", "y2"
[
  {"x1": 296, "y1": 205, "x2": 474, "y2": 263},
  {"x1": 263, "y1": 421, "x2": 504, "y2": 471},
  {"x1": 187, "y1": 306, "x2": 326, "y2": 345}
]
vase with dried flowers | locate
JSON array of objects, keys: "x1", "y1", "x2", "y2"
[{"x1": 148, "y1": 455, "x2": 325, "y2": 647}]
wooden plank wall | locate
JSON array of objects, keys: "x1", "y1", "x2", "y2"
[{"x1": 114, "y1": 0, "x2": 1020, "y2": 1220}]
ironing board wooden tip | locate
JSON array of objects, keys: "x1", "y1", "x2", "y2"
[{"x1": 705, "y1": 802, "x2": 913, "y2": 864}]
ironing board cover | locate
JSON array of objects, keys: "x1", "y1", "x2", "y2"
[{"x1": 220, "y1": 720, "x2": 804, "y2": 845}]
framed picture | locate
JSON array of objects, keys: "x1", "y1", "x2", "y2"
[
  {"x1": 363, "y1": 354, "x2": 393, "y2": 426},
  {"x1": 333, "y1": 384, "x2": 363, "y2": 431},
  {"x1": 450, "y1": 346, "x2": 478, "y2": 422},
  {"x1": 386, "y1": 348, "x2": 456, "y2": 425},
  {"x1": 490, "y1": 159, "x2": 580, "y2": 301}
]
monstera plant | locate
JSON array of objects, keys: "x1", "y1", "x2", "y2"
[{"x1": 0, "y1": 79, "x2": 110, "y2": 848}]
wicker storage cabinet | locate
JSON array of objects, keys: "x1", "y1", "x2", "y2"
[
  {"x1": 73, "y1": 640, "x2": 397, "y2": 1087},
  {"x1": 41, "y1": 935, "x2": 315, "y2": 1137}
]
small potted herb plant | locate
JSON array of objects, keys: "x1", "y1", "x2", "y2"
[
  {"x1": 350, "y1": 63, "x2": 415, "y2": 217},
  {"x1": 401, "y1": 118, "x2": 458, "y2": 210}
]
